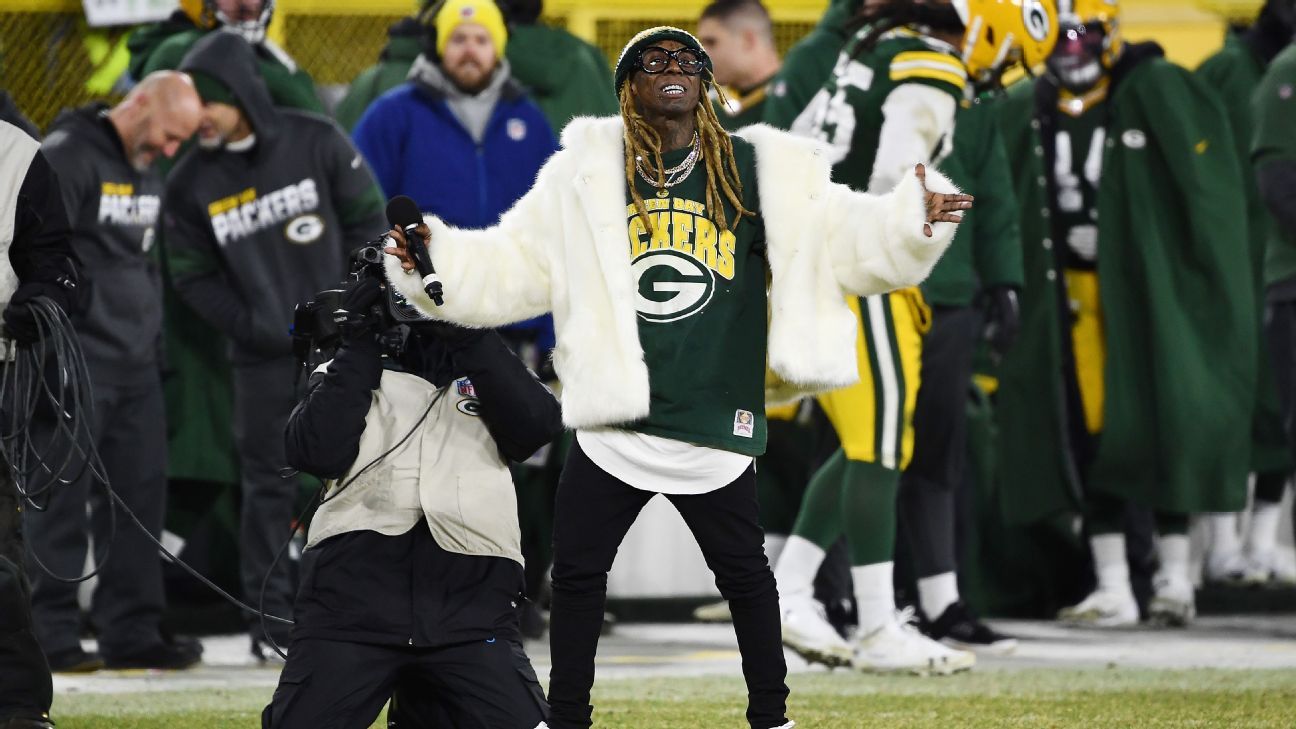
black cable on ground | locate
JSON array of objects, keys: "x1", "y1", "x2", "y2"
[{"x1": 1, "y1": 297, "x2": 294, "y2": 625}]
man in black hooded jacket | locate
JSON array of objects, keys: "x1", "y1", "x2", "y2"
[
  {"x1": 25, "y1": 71, "x2": 204, "y2": 674},
  {"x1": 162, "y1": 31, "x2": 386, "y2": 657}
]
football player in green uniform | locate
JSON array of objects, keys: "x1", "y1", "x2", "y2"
[
  {"x1": 1195, "y1": 0, "x2": 1296, "y2": 587},
  {"x1": 1252, "y1": 1, "x2": 1296, "y2": 588},
  {"x1": 995, "y1": 0, "x2": 1256, "y2": 627},
  {"x1": 773, "y1": 0, "x2": 1056, "y2": 673},
  {"x1": 763, "y1": 0, "x2": 862, "y2": 129}
]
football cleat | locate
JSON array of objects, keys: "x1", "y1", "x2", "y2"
[
  {"x1": 1148, "y1": 575, "x2": 1196, "y2": 628},
  {"x1": 923, "y1": 601, "x2": 1019, "y2": 655},
  {"x1": 692, "y1": 599, "x2": 733, "y2": 623},
  {"x1": 1057, "y1": 587, "x2": 1139, "y2": 627},
  {"x1": 780, "y1": 594, "x2": 852, "y2": 668},
  {"x1": 852, "y1": 609, "x2": 976, "y2": 676}
]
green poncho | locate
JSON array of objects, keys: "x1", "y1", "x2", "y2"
[
  {"x1": 1197, "y1": 30, "x2": 1292, "y2": 477},
  {"x1": 995, "y1": 44, "x2": 1256, "y2": 523}
]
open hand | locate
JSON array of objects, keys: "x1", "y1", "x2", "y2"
[
  {"x1": 382, "y1": 223, "x2": 431, "y2": 273},
  {"x1": 917, "y1": 163, "x2": 974, "y2": 238}
]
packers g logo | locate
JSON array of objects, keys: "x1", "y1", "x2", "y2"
[
  {"x1": 633, "y1": 249, "x2": 715, "y2": 323},
  {"x1": 1022, "y1": 0, "x2": 1051, "y2": 42},
  {"x1": 284, "y1": 214, "x2": 324, "y2": 244}
]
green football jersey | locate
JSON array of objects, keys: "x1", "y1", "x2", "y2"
[
  {"x1": 712, "y1": 82, "x2": 772, "y2": 132},
  {"x1": 796, "y1": 28, "x2": 967, "y2": 192},
  {"x1": 1252, "y1": 44, "x2": 1296, "y2": 287},
  {"x1": 763, "y1": 0, "x2": 861, "y2": 130},
  {"x1": 1053, "y1": 100, "x2": 1106, "y2": 269},
  {"x1": 625, "y1": 138, "x2": 769, "y2": 456}
]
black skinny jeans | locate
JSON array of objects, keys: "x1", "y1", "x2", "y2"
[{"x1": 547, "y1": 442, "x2": 789, "y2": 729}]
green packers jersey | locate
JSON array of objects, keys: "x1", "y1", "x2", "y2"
[
  {"x1": 1252, "y1": 44, "x2": 1296, "y2": 287},
  {"x1": 712, "y1": 82, "x2": 771, "y2": 132},
  {"x1": 625, "y1": 138, "x2": 769, "y2": 456},
  {"x1": 796, "y1": 28, "x2": 967, "y2": 192},
  {"x1": 1054, "y1": 101, "x2": 1106, "y2": 269}
]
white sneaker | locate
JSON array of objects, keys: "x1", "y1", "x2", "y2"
[
  {"x1": 692, "y1": 600, "x2": 732, "y2": 623},
  {"x1": 1246, "y1": 549, "x2": 1296, "y2": 586},
  {"x1": 851, "y1": 609, "x2": 975, "y2": 676},
  {"x1": 1205, "y1": 550, "x2": 1266, "y2": 586},
  {"x1": 780, "y1": 594, "x2": 852, "y2": 668},
  {"x1": 1057, "y1": 587, "x2": 1139, "y2": 627},
  {"x1": 1148, "y1": 576, "x2": 1195, "y2": 627}
]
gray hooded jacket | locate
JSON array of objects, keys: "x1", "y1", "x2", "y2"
[{"x1": 164, "y1": 31, "x2": 386, "y2": 365}]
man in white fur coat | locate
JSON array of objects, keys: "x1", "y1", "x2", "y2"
[{"x1": 384, "y1": 25, "x2": 970, "y2": 729}]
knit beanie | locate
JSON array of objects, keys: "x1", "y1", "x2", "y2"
[
  {"x1": 188, "y1": 70, "x2": 239, "y2": 108},
  {"x1": 435, "y1": 0, "x2": 508, "y2": 58},
  {"x1": 613, "y1": 26, "x2": 712, "y2": 93}
]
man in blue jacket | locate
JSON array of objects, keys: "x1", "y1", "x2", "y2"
[{"x1": 353, "y1": 0, "x2": 557, "y2": 232}]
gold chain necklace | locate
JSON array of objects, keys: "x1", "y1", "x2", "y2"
[{"x1": 635, "y1": 133, "x2": 701, "y2": 198}]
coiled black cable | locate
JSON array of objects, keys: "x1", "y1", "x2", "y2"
[{"x1": 1, "y1": 297, "x2": 294, "y2": 627}]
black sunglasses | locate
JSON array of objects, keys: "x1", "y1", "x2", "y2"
[{"x1": 637, "y1": 46, "x2": 708, "y2": 75}]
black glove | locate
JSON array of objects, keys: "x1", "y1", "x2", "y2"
[
  {"x1": 3, "y1": 280, "x2": 74, "y2": 344},
  {"x1": 336, "y1": 277, "x2": 385, "y2": 346},
  {"x1": 980, "y1": 284, "x2": 1021, "y2": 359}
]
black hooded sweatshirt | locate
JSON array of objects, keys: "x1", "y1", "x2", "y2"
[
  {"x1": 164, "y1": 31, "x2": 385, "y2": 365},
  {"x1": 41, "y1": 103, "x2": 164, "y2": 385}
]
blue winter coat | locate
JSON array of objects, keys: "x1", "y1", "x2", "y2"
[
  {"x1": 352, "y1": 78, "x2": 558, "y2": 230},
  {"x1": 353, "y1": 75, "x2": 559, "y2": 354}
]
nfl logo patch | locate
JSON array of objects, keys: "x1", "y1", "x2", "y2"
[
  {"x1": 456, "y1": 378, "x2": 476, "y2": 397},
  {"x1": 507, "y1": 118, "x2": 527, "y2": 141}
]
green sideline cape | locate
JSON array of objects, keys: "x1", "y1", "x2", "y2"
[
  {"x1": 994, "y1": 47, "x2": 1256, "y2": 524},
  {"x1": 1196, "y1": 32, "x2": 1293, "y2": 477}
]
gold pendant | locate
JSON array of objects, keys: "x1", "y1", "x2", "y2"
[{"x1": 656, "y1": 188, "x2": 669, "y2": 199}]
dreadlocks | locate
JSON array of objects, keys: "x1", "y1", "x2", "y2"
[{"x1": 619, "y1": 81, "x2": 754, "y2": 236}]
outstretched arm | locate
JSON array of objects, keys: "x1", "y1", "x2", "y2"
[
  {"x1": 823, "y1": 162, "x2": 971, "y2": 296},
  {"x1": 382, "y1": 159, "x2": 559, "y2": 328}
]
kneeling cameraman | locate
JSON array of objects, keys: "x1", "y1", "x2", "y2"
[{"x1": 263, "y1": 273, "x2": 561, "y2": 729}]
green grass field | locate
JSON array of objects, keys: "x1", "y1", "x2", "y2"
[{"x1": 49, "y1": 668, "x2": 1296, "y2": 728}]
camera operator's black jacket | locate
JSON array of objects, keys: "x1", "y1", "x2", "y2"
[{"x1": 285, "y1": 327, "x2": 562, "y2": 647}]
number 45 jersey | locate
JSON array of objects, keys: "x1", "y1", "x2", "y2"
[{"x1": 792, "y1": 27, "x2": 968, "y2": 192}]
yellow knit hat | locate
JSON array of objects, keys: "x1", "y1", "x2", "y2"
[{"x1": 435, "y1": 0, "x2": 508, "y2": 58}]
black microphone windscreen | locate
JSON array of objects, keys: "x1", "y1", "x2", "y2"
[{"x1": 385, "y1": 195, "x2": 423, "y2": 230}]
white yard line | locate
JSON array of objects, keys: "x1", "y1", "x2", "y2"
[{"x1": 54, "y1": 615, "x2": 1296, "y2": 696}]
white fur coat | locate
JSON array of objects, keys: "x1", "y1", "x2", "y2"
[{"x1": 385, "y1": 116, "x2": 958, "y2": 429}]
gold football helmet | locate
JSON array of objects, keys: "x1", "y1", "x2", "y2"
[
  {"x1": 954, "y1": 0, "x2": 1061, "y2": 81},
  {"x1": 1060, "y1": 0, "x2": 1123, "y2": 68}
]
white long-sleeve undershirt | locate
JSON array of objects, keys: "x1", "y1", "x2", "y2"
[{"x1": 868, "y1": 83, "x2": 958, "y2": 193}]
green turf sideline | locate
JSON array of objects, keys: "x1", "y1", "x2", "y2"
[{"x1": 48, "y1": 668, "x2": 1296, "y2": 728}]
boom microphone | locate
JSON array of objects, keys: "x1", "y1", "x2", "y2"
[{"x1": 385, "y1": 195, "x2": 444, "y2": 306}]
